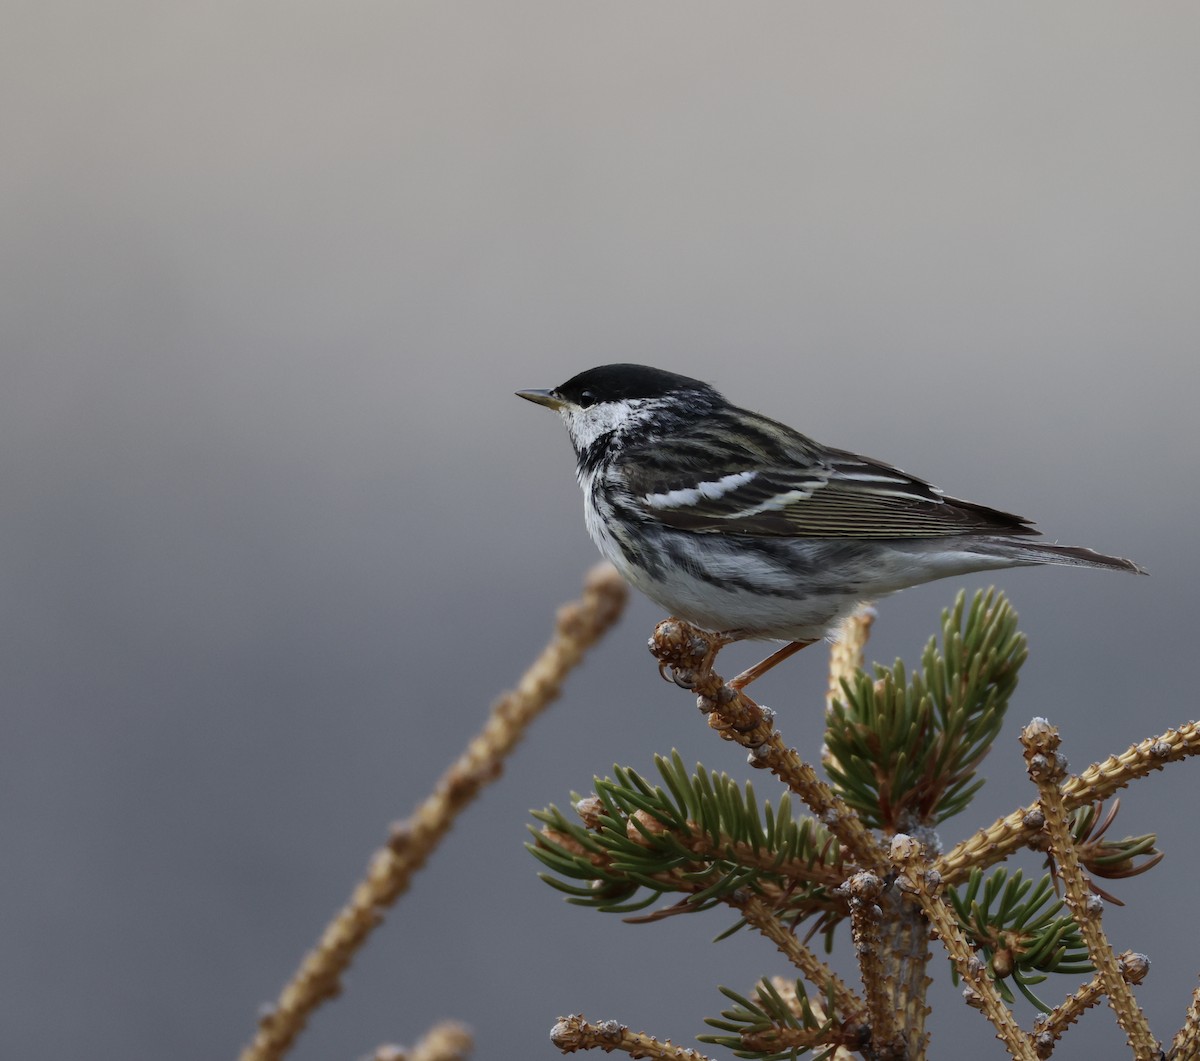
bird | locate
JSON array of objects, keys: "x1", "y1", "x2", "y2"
[{"x1": 517, "y1": 364, "x2": 1145, "y2": 689}]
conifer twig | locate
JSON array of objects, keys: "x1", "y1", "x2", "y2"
[
  {"x1": 368, "y1": 1021, "x2": 474, "y2": 1061},
  {"x1": 826, "y1": 604, "x2": 934, "y2": 1056},
  {"x1": 767, "y1": 979, "x2": 861, "y2": 1061},
  {"x1": 410, "y1": 1020, "x2": 473, "y2": 1061},
  {"x1": 542, "y1": 821, "x2": 843, "y2": 918},
  {"x1": 937, "y1": 721, "x2": 1200, "y2": 884},
  {"x1": 649, "y1": 619, "x2": 889, "y2": 874},
  {"x1": 537, "y1": 821, "x2": 865, "y2": 1024},
  {"x1": 1168, "y1": 977, "x2": 1200, "y2": 1060},
  {"x1": 736, "y1": 893, "x2": 867, "y2": 1027},
  {"x1": 823, "y1": 605, "x2": 876, "y2": 785},
  {"x1": 734, "y1": 1022, "x2": 870, "y2": 1056},
  {"x1": 609, "y1": 787, "x2": 847, "y2": 891},
  {"x1": 239, "y1": 565, "x2": 628, "y2": 1061},
  {"x1": 668, "y1": 824, "x2": 847, "y2": 889},
  {"x1": 1030, "y1": 975, "x2": 1106, "y2": 1060},
  {"x1": 890, "y1": 834, "x2": 1038, "y2": 1060},
  {"x1": 843, "y1": 871, "x2": 905, "y2": 1057},
  {"x1": 1032, "y1": 954, "x2": 1149, "y2": 1060},
  {"x1": 878, "y1": 893, "x2": 933, "y2": 1058},
  {"x1": 550, "y1": 1014, "x2": 712, "y2": 1059},
  {"x1": 826, "y1": 606, "x2": 875, "y2": 712},
  {"x1": 1021, "y1": 719, "x2": 1161, "y2": 1061}
]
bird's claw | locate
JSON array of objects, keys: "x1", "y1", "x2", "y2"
[
  {"x1": 671, "y1": 669, "x2": 697, "y2": 690},
  {"x1": 658, "y1": 660, "x2": 697, "y2": 690}
]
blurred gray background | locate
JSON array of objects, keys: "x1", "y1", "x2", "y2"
[{"x1": 2, "y1": 4, "x2": 1197, "y2": 1059}]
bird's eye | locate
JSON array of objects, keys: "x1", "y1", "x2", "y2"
[{"x1": 579, "y1": 389, "x2": 597, "y2": 407}]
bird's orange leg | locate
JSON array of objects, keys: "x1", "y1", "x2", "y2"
[{"x1": 728, "y1": 639, "x2": 816, "y2": 691}]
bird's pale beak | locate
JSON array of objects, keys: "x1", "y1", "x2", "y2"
[{"x1": 516, "y1": 388, "x2": 566, "y2": 411}]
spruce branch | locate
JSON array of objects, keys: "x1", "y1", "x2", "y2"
[
  {"x1": 735, "y1": 892, "x2": 867, "y2": 1028},
  {"x1": 529, "y1": 757, "x2": 848, "y2": 919},
  {"x1": 938, "y1": 721, "x2": 1200, "y2": 885},
  {"x1": 366, "y1": 1021, "x2": 474, "y2": 1061},
  {"x1": 763, "y1": 978, "x2": 863, "y2": 1061},
  {"x1": 409, "y1": 1021, "x2": 473, "y2": 1061},
  {"x1": 530, "y1": 770, "x2": 867, "y2": 1023},
  {"x1": 1053, "y1": 801, "x2": 1162, "y2": 904},
  {"x1": 239, "y1": 564, "x2": 627, "y2": 1061},
  {"x1": 539, "y1": 584, "x2": 1189, "y2": 1059},
  {"x1": 842, "y1": 871, "x2": 906, "y2": 1058},
  {"x1": 1032, "y1": 954, "x2": 1149, "y2": 1060},
  {"x1": 825, "y1": 589, "x2": 1026, "y2": 830},
  {"x1": 1029, "y1": 974, "x2": 1108, "y2": 1059},
  {"x1": 600, "y1": 754, "x2": 845, "y2": 889},
  {"x1": 649, "y1": 619, "x2": 889, "y2": 874},
  {"x1": 877, "y1": 895, "x2": 935, "y2": 1060},
  {"x1": 701, "y1": 977, "x2": 868, "y2": 1059},
  {"x1": 550, "y1": 1014, "x2": 713, "y2": 1059},
  {"x1": 1168, "y1": 977, "x2": 1200, "y2": 1060},
  {"x1": 889, "y1": 834, "x2": 1038, "y2": 1060},
  {"x1": 826, "y1": 606, "x2": 876, "y2": 712},
  {"x1": 946, "y1": 868, "x2": 1089, "y2": 1010},
  {"x1": 1021, "y1": 719, "x2": 1161, "y2": 1060}
]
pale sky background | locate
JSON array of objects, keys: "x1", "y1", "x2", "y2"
[{"x1": 2, "y1": 4, "x2": 1198, "y2": 1060}]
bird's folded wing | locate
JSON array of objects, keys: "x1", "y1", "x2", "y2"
[{"x1": 627, "y1": 447, "x2": 1038, "y2": 540}]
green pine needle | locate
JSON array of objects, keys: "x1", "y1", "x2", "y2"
[
  {"x1": 947, "y1": 867, "x2": 1091, "y2": 1010},
  {"x1": 825, "y1": 588, "x2": 1027, "y2": 829},
  {"x1": 529, "y1": 756, "x2": 843, "y2": 931}
]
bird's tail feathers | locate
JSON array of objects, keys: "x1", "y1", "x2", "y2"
[{"x1": 999, "y1": 540, "x2": 1147, "y2": 576}]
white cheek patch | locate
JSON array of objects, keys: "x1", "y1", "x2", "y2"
[
  {"x1": 562, "y1": 399, "x2": 651, "y2": 453},
  {"x1": 644, "y1": 470, "x2": 758, "y2": 510}
]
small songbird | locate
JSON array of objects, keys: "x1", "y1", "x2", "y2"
[{"x1": 517, "y1": 364, "x2": 1145, "y2": 688}]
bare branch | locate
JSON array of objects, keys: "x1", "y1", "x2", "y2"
[
  {"x1": 937, "y1": 721, "x2": 1200, "y2": 884},
  {"x1": 550, "y1": 1014, "x2": 712, "y2": 1059},
  {"x1": 1021, "y1": 719, "x2": 1160, "y2": 1061},
  {"x1": 239, "y1": 565, "x2": 627, "y2": 1061}
]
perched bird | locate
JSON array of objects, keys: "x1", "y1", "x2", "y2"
[{"x1": 517, "y1": 364, "x2": 1144, "y2": 688}]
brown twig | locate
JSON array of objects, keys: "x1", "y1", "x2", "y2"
[
  {"x1": 1032, "y1": 954, "x2": 1149, "y2": 1059},
  {"x1": 1168, "y1": 977, "x2": 1200, "y2": 1060},
  {"x1": 368, "y1": 1021, "x2": 474, "y2": 1061},
  {"x1": 827, "y1": 607, "x2": 933, "y2": 1057},
  {"x1": 1030, "y1": 974, "x2": 1106, "y2": 1059},
  {"x1": 735, "y1": 892, "x2": 867, "y2": 1028},
  {"x1": 649, "y1": 618, "x2": 889, "y2": 874},
  {"x1": 623, "y1": 809, "x2": 847, "y2": 890},
  {"x1": 937, "y1": 721, "x2": 1200, "y2": 885},
  {"x1": 767, "y1": 979, "x2": 862, "y2": 1061},
  {"x1": 539, "y1": 820, "x2": 866, "y2": 1025},
  {"x1": 878, "y1": 889, "x2": 933, "y2": 1060},
  {"x1": 826, "y1": 606, "x2": 876, "y2": 713},
  {"x1": 239, "y1": 565, "x2": 628, "y2": 1061},
  {"x1": 889, "y1": 834, "x2": 1038, "y2": 1061},
  {"x1": 843, "y1": 870, "x2": 906, "y2": 1058},
  {"x1": 1021, "y1": 719, "x2": 1161, "y2": 1061},
  {"x1": 735, "y1": 1023, "x2": 871, "y2": 1057},
  {"x1": 549, "y1": 1014, "x2": 712, "y2": 1059},
  {"x1": 410, "y1": 1020, "x2": 473, "y2": 1061}
]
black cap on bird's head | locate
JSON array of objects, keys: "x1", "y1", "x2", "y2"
[{"x1": 516, "y1": 364, "x2": 717, "y2": 412}]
